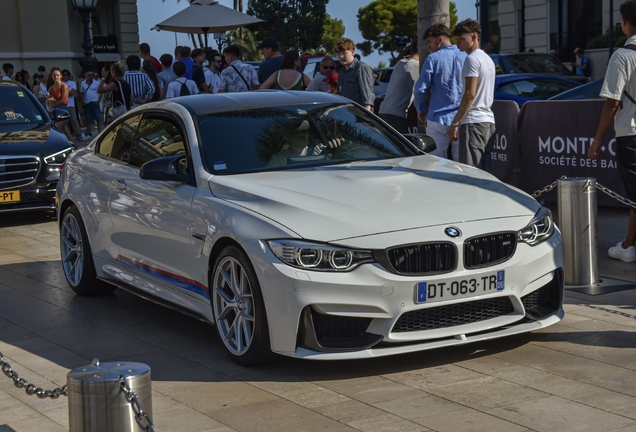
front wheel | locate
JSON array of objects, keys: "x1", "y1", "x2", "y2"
[
  {"x1": 60, "y1": 205, "x2": 114, "y2": 296},
  {"x1": 211, "y1": 246, "x2": 272, "y2": 366}
]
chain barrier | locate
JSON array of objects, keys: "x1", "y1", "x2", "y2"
[
  {"x1": 0, "y1": 351, "x2": 67, "y2": 399},
  {"x1": 119, "y1": 375, "x2": 155, "y2": 432},
  {"x1": 530, "y1": 175, "x2": 636, "y2": 210},
  {"x1": 596, "y1": 182, "x2": 636, "y2": 210}
]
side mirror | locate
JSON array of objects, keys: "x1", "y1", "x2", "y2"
[
  {"x1": 139, "y1": 155, "x2": 190, "y2": 182},
  {"x1": 403, "y1": 133, "x2": 437, "y2": 153},
  {"x1": 51, "y1": 108, "x2": 70, "y2": 121}
]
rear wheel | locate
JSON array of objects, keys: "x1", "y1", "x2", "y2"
[
  {"x1": 60, "y1": 205, "x2": 114, "y2": 296},
  {"x1": 211, "y1": 246, "x2": 272, "y2": 366}
]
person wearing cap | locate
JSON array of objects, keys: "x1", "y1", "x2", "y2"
[
  {"x1": 307, "y1": 57, "x2": 336, "y2": 92},
  {"x1": 325, "y1": 72, "x2": 338, "y2": 94},
  {"x1": 572, "y1": 47, "x2": 590, "y2": 78},
  {"x1": 378, "y1": 40, "x2": 420, "y2": 134},
  {"x1": 335, "y1": 38, "x2": 375, "y2": 110},
  {"x1": 257, "y1": 37, "x2": 284, "y2": 85}
]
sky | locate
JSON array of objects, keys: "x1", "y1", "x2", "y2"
[{"x1": 137, "y1": 0, "x2": 478, "y2": 68}]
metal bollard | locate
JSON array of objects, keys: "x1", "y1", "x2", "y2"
[
  {"x1": 67, "y1": 359, "x2": 152, "y2": 432},
  {"x1": 557, "y1": 177, "x2": 599, "y2": 286}
]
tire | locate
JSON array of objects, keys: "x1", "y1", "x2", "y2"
[
  {"x1": 211, "y1": 245, "x2": 272, "y2": 366},
  {"x1": 60, "y1": 205, "x2": 115, "y2": 296}
]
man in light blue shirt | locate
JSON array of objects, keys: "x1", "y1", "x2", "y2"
[{"x1": 414, "y1": 24, "x2": 466, "y2": 160}]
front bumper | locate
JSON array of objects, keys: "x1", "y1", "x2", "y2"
[
  {"x1": 244, "y1": 220, "x2": 564, "y2": 360},
  {"x1": 0, "y1": 183, "x2": 57, "y2": 213}
]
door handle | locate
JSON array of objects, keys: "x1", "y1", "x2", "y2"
[{"x1": 112, "y1": 179, "x2": 127, "y2": 191}]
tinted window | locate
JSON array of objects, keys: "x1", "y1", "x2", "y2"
[
  {"x1": 129, "y1": 117, "x2": 185, "y2": 168},
  {"x1": 97, "y1": 114, "x2": 142, "y2": 163},
  {"x1": 500, "y1": 55, "x2": 570, "y2": 74},
  {"x1": 500, "y1": 79, "x2": 579, "y2": 99},
  {"x1": 0, "y1": 86, "x2": 45, "y2": 125},
  {"x1": 197, "y1": 103, "x2": 413, "y2": 174}
]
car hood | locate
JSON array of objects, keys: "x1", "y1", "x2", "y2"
[
  {"x1": 208, "y1": 156, "x2": 540, "y2": 241},
  {"x1": 0, "y1": 123, "x2": 71, "y2": 156}
]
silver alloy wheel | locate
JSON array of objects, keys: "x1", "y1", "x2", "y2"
[
  {"x1": 213, "y1": 256, "x2": 255, "y2": 356},
  {"x1": 60, "y1": 212, "x2": 84, "y2": 286}
]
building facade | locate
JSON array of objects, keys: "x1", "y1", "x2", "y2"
[
  {"x1": 0, "y1": 0, "x2": 139, "y2": 79},
  {"x1": 481, "y1": 0, "x2": 621, "y2": 59}
]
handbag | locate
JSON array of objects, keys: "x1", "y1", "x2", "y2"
[{"x1": 110, "y1": 80, "x2": 128, "y2": 119}]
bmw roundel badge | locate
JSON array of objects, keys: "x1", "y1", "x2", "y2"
[{"x1": 444, "y1": 227, "x2": 461, "y2": 238}]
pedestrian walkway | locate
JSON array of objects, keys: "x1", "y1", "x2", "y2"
[{"x1": 0, "y1": 207, "x2": 635, "y2": 431}]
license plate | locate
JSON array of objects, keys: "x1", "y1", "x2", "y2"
[
  {"x1": 416, "y1": 270, "x2": 505, "y2": 304},
  {"x1": 0, "y1": 190, "x2": 20, "y2": 203}
]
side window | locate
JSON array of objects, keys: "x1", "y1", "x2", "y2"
[
  {"x1": 304, "y1": 63, "x2": 316, "y2": 79},
  {"x1": 96, "y1": 114, "x2": 142, "y2": 163},
  {"x1": 128, "y1": 116, "x2": 186, "y2": 168}
]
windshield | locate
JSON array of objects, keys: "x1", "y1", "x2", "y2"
[
  {"x1": 197, "y1": 102, "x2": 414, "y2": 174},
  {"x1": 0, "y1": 87, "x2": 46, "y2": 125},
  {"x1": 500, "y1": 55, "x2": 570, "y2": 74}
]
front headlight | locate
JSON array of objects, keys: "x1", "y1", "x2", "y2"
[
  {"x1": 267, "y1": 240, "x2": 374, "y2": 272},
  {"x1": 44, "y1": 147, "x2": 74, "y2": 166},
  {"x1": 517, "y1": 207, "x2": 554, "y2": 246}
]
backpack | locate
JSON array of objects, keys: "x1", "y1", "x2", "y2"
[
  {"x1": 582, "y1": 58, "x2": 591, "y2": 77},
  {"x1": 179, "y1": 79, "x2": 191, "y2": 96}
]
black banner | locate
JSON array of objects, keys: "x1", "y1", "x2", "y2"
[
  {"x1": 93, "y1": 36, "x2": 118, "y2": 53},
  {"x1": 490, "y1": 100, "x2": 520, "y2": 186},
  {"x1": 518, "y1": 100, "x2": 626, "y2": 207}
]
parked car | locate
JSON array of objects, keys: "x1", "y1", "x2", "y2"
[
  {"x1": 494, "y1": 74, "x2": 581, "y2": 106},
  {"x1": 490, "y1": 53, "x2": 588, "y2": 83},
  {"x1": 57, "y1": 91, "x2": 564, "y2": 365},
  {"x1": 0, "y1": 80, "x2": 74, "y2": 214},
  {"x1": 244, "y1": 61, "x2": 261, "y2": 72},
  {"x1": 373, "y1": 67, "x2": 393, "y2": 97},
  {"x1": 548, "y1": 78, "x2": 603, "y2": 100}
]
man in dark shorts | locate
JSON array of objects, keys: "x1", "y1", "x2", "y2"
[{"x1": 589, "y1": 0, "x2": 636, "y2": 263}]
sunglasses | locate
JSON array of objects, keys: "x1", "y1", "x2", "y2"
[{"x1": 322, "y1": 66, "x2": 335, "y2": 70}]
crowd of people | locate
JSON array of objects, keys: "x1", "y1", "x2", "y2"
[{"x1": 2, "y1": 11, "x2": 634, "y2": 263}]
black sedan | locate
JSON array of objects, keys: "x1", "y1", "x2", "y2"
[{"x1": 0, "y1": 80, "x2": 74, "y2": 213}]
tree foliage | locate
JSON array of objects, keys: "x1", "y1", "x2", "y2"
[
  {"x1": 226, "y1": 28, "x2": 261, "y2": 61},
  {"x1": 321, "y1": 13, "x2": 345, "y2": 54},
  {"x1": 246, "y1": 0, "x2": 328, "y2": 51},
  {"x1": 357, "y1": 0, "x2": 458, "y2": 58}
]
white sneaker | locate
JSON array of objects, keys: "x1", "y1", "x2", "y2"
[
  {"x1": 608, "y1": 241, "x2": 636, "y2": 263},
  {"x1": 80, "y1": 133, "x2": 92, "y2": 140}
]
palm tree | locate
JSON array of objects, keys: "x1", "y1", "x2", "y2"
[{"x1": 227, "y1": 28, "x2": 260, "y2": 61}]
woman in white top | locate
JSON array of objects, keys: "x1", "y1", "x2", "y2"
[{"x1": 260, "y1": 50, "x2": 311, "y2": 90}]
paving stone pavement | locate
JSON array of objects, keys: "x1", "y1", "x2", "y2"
[{"x1": 0, "y1": 206, "x2": 635, "y2": 432}]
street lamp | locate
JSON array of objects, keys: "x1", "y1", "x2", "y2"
[
  {"x1": 70, "y1": 0, "x2": 99, "y2": 73},
  {"x1": 213, "y1": 32, "x2": 226, "y2": 51}
]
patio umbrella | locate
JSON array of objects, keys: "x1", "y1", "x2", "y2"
[{"x1": 153, "y1": 0, "x2": 263, "y2": 47}]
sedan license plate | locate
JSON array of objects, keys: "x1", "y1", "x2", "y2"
[
  {"x1": 416, "y1": 270, "x2": 505, "y2": 304},
  {"x1": 0, "y1": 190, "x2": 19, "y2": 203}
]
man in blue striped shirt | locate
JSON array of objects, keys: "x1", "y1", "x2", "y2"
[
  {"x1": 414, "y1": 24, "x2": 466, "y2": 161},
  {"x1": 124, "y1": 55, "x2": 155, "y2": 107}
]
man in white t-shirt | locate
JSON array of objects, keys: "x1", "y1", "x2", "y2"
[
  {"x1": 588, "y1": 0, "x2": 636, "y2": 263},
  {"x1": 79, "y1": 70, "x2": 103, "y2": 137},
  {"x1": 204, "y1": 52, "x2": 223, "y2": 94},
  {"x1": 448, "y1": 19, "x2": 496, "y2": 168},
  {"x1": 165, "y1": 61, "x2": 199, "y2": 98},
  {"x1": 307, "y1": 57, "x2": 336, "y2": 92}
]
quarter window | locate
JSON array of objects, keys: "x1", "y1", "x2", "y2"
[
  {"x1": 96, "y1": 114, "x2": 142, "y2": 163},
  {"x1": 128, "y1": 117, "x2": 186, "y2": 168}
]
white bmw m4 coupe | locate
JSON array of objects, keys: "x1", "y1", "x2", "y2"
[{"x1": 57, "y1": 91, "x2": 564, "y2": 365}]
